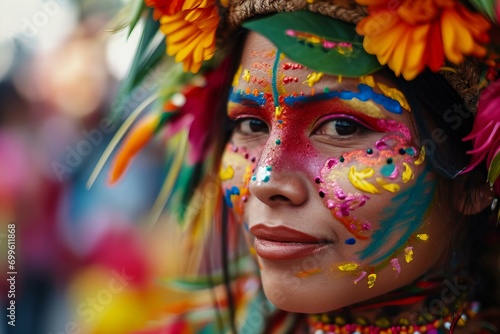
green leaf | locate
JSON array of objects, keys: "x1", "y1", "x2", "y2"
[
  {"x1": 468, "y1": 0, "x2": 497, "y2": 22},
  {"x1": 242, "y1": 11, "x2": 382, "y2": 77},
  {"x1": 112, "y1": 10, "x2": 165, "y2": 116},
  {"x1": 128, "y1": 0, "x2": 147, "y2": 37},
  {"x1": 487, "y1": 150, "x2": 500, "y2": 187}
]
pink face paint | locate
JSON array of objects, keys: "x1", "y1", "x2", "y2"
[{"x1": 390, "y1": 258, "x2": 401, "y2": 277}]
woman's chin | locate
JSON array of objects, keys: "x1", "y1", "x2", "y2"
[{"x1": 259, "y1": 270, "x2": 369, "y2": 314}]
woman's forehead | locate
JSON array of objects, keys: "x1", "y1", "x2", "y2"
[
  {"x1": 232, "y1": 32, "x2": 413, "y2": 127},
  {"x1": 236, "y1": 32, "x2": 403, "y2": 99}
]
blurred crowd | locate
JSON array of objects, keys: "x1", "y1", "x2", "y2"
[{"x1": 0, "y1": 1, "x2": 171, "y2": 333}]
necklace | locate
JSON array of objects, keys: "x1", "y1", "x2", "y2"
[{"x1": 307, "y1": 301, "x2": 480, "y2": 334}]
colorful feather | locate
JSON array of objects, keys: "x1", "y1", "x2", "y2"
[{"x1": 462, "y1": 78, "x2": 500, "y2": 195}]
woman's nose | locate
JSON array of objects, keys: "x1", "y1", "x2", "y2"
[{"x1": 248, "y1": 166, "x2": 310, "y2": 207}]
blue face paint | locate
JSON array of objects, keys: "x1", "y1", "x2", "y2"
[
  {"x1": 229, "y1": 90, "x2": 267, "y2": 107},
  {"x1": 345, "y1": 238, "x2": 356, "y2": 245},
  {"x1": 272, "y1": 50, "x2": 282, "y2": 108},
  {"x1": 284, "y1": 84, "x2": 403, "y2": 114},
  {"x1": 224, "y1": 186, "x2": 241, "y2": 208},
  {"x1": 357, "y1": 168, "x2": 436, "y2": 263}
]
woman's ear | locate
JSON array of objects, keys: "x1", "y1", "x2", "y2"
[{"x1": 457, "y1": 178, "x2": 496, "y2": 215}]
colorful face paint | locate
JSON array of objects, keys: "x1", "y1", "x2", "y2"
[{"x1": 221, "y1": 33, "x2": 449, "y2": 312}]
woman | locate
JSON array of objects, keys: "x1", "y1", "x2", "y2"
[{"x1": 106, "y1": 0, "x2": 500, "y2": 332}]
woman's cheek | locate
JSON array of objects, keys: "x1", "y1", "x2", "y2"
[
  {"x1": 315, "y1": 133, "x2": 426, "y2": 258},
  {"x1": 220, "y1": 143, "x2": 258, "y2": 220}
]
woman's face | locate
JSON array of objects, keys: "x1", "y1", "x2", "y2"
[{"x1": 220, "y1": 32, "x2": 454, "y2": 313}]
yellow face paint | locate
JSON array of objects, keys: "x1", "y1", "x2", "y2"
[
  {"x1": 402, "y1": 162, "x2": 414, "y2": 183},
  {"x1": 359, "y1": 75, "x2": 376, "y2": 87},
  {"x1": 404, "y1": 246, "x2": 414, "y2": 263},
  {"x1": 275, "y1": 105, "x2": 284, "y2": 119},
  {"x1": 232, "y1": 65, "x2": 241, "y2": 87},
  {"x1": 416, "y1": 234, "x2": 429, "y2": 241},
  {"x1": 377, "y1": 82, "x2": 411, "y2": 111},
  {"x1": 376, "y1": 177, "x2": 401, "y2": 192},
  {"x1": 242, "y1": 69, "x2": 251, "y2": 82},
  {"x1": 342, "y1": 99, "x2": 387, "y2": 120},
  {"x1": 348, "y1": 166, "x2": 380, "y2": 194},
  {"x1": 414, "y1": 147, "x2": 426, "y2": 165},
  {"x1": 303, "y1": 72, "x2": 324, "y2": 87},
  {"x1": 367, "y1": 273, "x2": 377, "y2": 288},
  {"x1": 337, "y1": 262, "x2": 359, "y2": 271},
  {"x1": 219, "y1": 165, "x2": 235, "y2": 181}
]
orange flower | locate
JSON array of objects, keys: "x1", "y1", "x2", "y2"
[
  {"x1": 355, "y1": 0, "x2": 490, "y2": 80},
  {"x1": 145, "y1": 0, "x2": 184, "y2": 20},
  {"x1": 159, "y1": 0, "x2": 219, "y2": 73}
]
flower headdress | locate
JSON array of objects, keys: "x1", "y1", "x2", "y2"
[{"x1": 100, "y1": 0, "x2": 500, "y2": 220}]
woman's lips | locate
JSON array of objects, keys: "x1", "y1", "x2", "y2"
[{"x1": 250, "y1": 224, "x2": 332, "y2": 260}]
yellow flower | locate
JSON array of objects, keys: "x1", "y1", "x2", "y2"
[
  {"x1": 159, "y1": 0, "x2": 220, "y2": 73},
  {"x1": 355, "y1": 0, "x2": 490, "y2": 80}
]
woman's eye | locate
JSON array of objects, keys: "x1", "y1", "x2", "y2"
[
  {"x1": 315, "y1": 118, "x2": 362, "y2": 137},
  {"x1": 235, "y1": 118, "x2": 269, "y2": 135}
]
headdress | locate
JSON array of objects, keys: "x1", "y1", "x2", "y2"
[{"x1": 95, "y1": 0, "x2": 500, "y2": 222}]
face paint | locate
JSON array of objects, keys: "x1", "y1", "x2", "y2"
[{"x1": 222, "y1": 33, "x2": 449, "y2": 305}]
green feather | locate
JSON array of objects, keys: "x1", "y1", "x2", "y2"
[
  {"x1": 468, "y1": 0, "x2": 497, "y2": 22},
  {"x1": 487, "y1": 151, "x2": 500, "y2": 187},
  {"x1": 243, "y1": 11, "x2": 382, "y2": 77}
]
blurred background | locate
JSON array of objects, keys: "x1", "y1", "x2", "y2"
[{"x1": 0, "y1": 1, "x2": 171, "y2": 333}]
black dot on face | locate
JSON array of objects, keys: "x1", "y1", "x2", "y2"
[
  {"x1": 386, "y1": 158, "x2": 393, "y2": 164},
  {"x1": 251, "y1": 157, "x2": 256, "y2": 162},
  {"x1": 315, "y1": 177, "x2": 321, "y2": 184},
  {"x1": 340, "y1": 156, "x2": 345, "y2": 163},
  {"x1": 399, "y1": 148, "x2": 406, "y2": 155},
  {"x1": 319, "y1": 191, "x2": 325, "y2": 198},
  {"x1": 366, "y1": 148, "x2": 373, "y2": 155}
]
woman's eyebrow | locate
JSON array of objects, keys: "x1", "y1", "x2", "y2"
[
  {"x1": 229, "y1": 89, "x2": 267, "y2": 107},
  {"x1": 284, "y1": 84, "x2": 404, "y2": 115}
]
